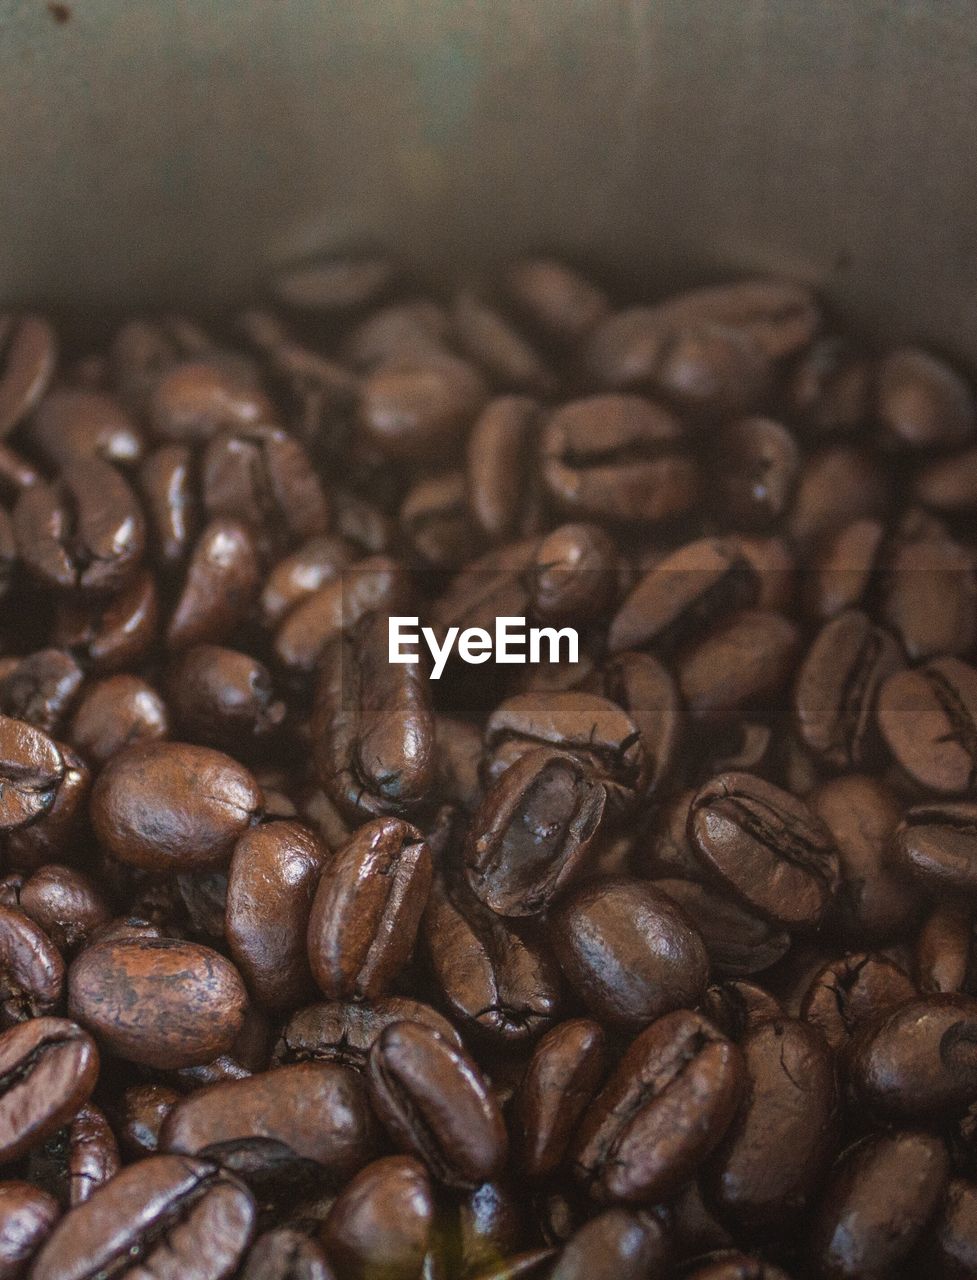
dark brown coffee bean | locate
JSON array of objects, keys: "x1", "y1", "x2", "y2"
[
  {"x1": 0, "y1": 903, "x2": 64, "y2": 1023},
  {"x1": 423, "y1": 867, "x2": 563, "y2": 1044},
  {"x1": 162, "y1": 1062, "x2": 376, "y2": 1179},
  {"x1": 452, "y1": 290, "x2": 556, "y2": 393},
  {"x1": 609, "y1": 536, "x2": 756, "y2": 654},
  {"x1": 466, "y1": 396, "x2": 544, "y2": 541},
  {"x1": 789, "y1": 335, "x2": 870, "y2": 436},
  {"x1": 684, "y1": 1259, "x2": 792, "y2": 1280},
  {"x1": 4, "y1": 742, "x2": 87, "y2": 872},
  {"x1": 800, "y1": 953, "x2": 916, "y2": 1052},
  {"x1": 167, "y1": 518, "x2": 262, "y2": 650},
  {"x1": 0, "y1": 1017, "x2": 98, "y2": 1164},
  {"x1": 529, "y1": 523, "x2": 617, "y2": 626},
  {"x1": 575, "y1": 1009, "x2": 743, "y2": 1203},
  {"x1": 504, "y1": 258, "x2": 610, "y2": 344},
  {"x1": 515, "y1": 1019, "x2": 606, "y2": 1178},
  {"x1": 398, "y1": 471, "x2": 476, "y2": 569},
  {"x1": 166, "y1": 645, "x2": 285, "y2": 750},
  {"x1": 343, "y1": 299, "x2": 450, "y2": 369},
  {"x1": 0, "y1": 1179, "x2": 60, "y2": 1277},
  {"x1": 226, "y1": 821, "x2": 326, "y2": 1013},
  {"x1": 367, "y1": 1020, "x2": 508, "y2": 1187},
  {"x1": 882, "y1": 528, "x2": 977, "y2": 660},
  {"x1": 0, "y1": 314, "x2": 57, "y2": 438},
  {"x1": 0, "y1": 509, "x2": 15, "y2": 602},
  {"x1": 807, "y1": 518, "x2": 886, "y2": 621},
  {"x1": 465, "y1": 749, "x2": 606, "y2": 917},
  {"x1": 68, "y1": 936, "x2": 247, "y2": 1068},
  {"x1": 876, "y1": 346, "x2": 976, "y2": 450},
  {"x1": 0, "y1": 649, "x2": 84, "y2": 737},
  {"x1": 793, "y1": 612, "x2": 904, "y2": 770},
  {"x1": 260, "y1": 535, "x2": 356, "y2": 627},
  {"x1": 17, "y1": 865, "x2": 110, "y2": 954},
  {"x1": 63, "y1": 1101, "x2": 121, "y2": 1206},
  {"x1": 540, "y1": 394, "x2": 699, "y2": 524},
  {"x1": 307, "y1": 817, "x2": 430, "y2": 1001},
  {"x1": 53, "y1": 569, "x2": 159, "y2": 674},
  {"x1": 274, "y1": 997, "x2": 462, "y2": 1070},
  {"x1": 68, "y1": 675, "x2": 169, "y2": 767},
  {"x1": 138, "y1": 442, "x2": 199, "y2": 568},
  {"x1": 788, "y1": 446, "x2": 890, "y2": 550},
  {"x1": 894, "y1": 802, "x2": 977, "y2": 899},
  {"x1": 689, "y1": 772, "x2": 840, "y2": 930},
  {"x1": 700, "y1": 981, "x2": 784, "y2": 1040},
  {"x1": 150, "y1": 357, "x2": 275, "y2": 442},
  {"x1": 239, "y1": 1228, "x2": 336, "y2": 1280},
  {"x1": 274, "y1": 255, "x2": 394, "y2": 311},
  {"x1": 548, "y1": 877, "x2": 708, "y2": 1030},
  {"x1": 808, "y1": 1131, "x2": 948, "y2": 1279},
  {"x1": 312, "y1": 611, "x2": 435, "y2": 821},
  {"x1": 653, "y1": 879, "x2": 791, "y2": 977},
  {"x1": 117, "y1": 1083, "x2": 181, "y2": 1158},
  {"x1": 678, "y1": 609, "x2": 800, "y2": 725},
  {"x1": 848, "y1": 994, "x2": 977, "y2": 1122},
  {"x1": 14, "y1": 458, "x2": 145, "y2": 595},
  {"x1": 713, "y1": 416, "x2": 800, "y2": 529},
  {"x1": 929, "y1": 1179, "x2": 977, "y2": 1280},
  {"x1": 917, "y1": 446, "x2": 977, "y2": 514},
  {"x1": 29, "y1": 1153, "x2": 256, "y2": 1280},
  {"x1": 359, "y1": 353, "x2": 488, "y2": 461},
  {"x1": 28, "y1": 388, "x2": 144, "y2": 468},
  {"x1": 92, "y1": 741, "x2": 261, "y2": 872},
  {"x1": 877, "y1": 657, "x2": 977, "y2": 794},
  {"x1": 702, "y1": 1018, "x2": 837, "y2": 1233},
  {"x1": 589, "y1": 651, "x2": 683, "y2": 796},
  {"x1": 548, "y1": 1207, "x2": 671, "y2": 1280},
  {"x1": 321, "y1": 1155, "x2": 433, "y2": 1280},
  {"x1": 0, "y1": 441, "x2": 40, "y2": 504}
]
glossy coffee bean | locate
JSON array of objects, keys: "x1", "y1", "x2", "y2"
[
  {"x1": 68, "y1": 674, "x2": 169, "y2": 767},
  {"x1": 0, "y1": 716, "x2": 64, "y2": 831},
  {"x1": 226, "y1": 821, "x2": 326, "y2": 1012},
  {"x1": 16, "y1": 865, "x2": 110, "y2": 954},
  {"x1": 68, "y1": 936, "x2": 247, "y2": 1068},
  {"x1": 894, "y1": 802, "x2": 977, "y2": 899},
  {"x1": 0, "y1": 1179, "x2": 60, "y2": 1278},
  {"x1": 307, "y1": 817, "x2": 431, "y2": 1001},
  {"x1": 239, "y1": 1229, "x2": 335, "y2": 1280},
  {"x1": 0, "y1": 1017, "x2": 98, "y2": 1164},
  {"x1": 167, "y1": 518, "x2": 262, "y2": 650},
  {"x1": 575, "y1": 1009, "x2": 743, "y2": 1202},
  {"x1": 0, "y1": 903, "x2": 64, "y2": 1022},
  {"x1": 92, "y1": 741, "x2": 262, "y2": 872},
  {"x1": 321, "y1": 1156, "x2": 433, "y2": 1280},
  {"x1": 0, "y1": 649, "x2": 84, "y2": 737},
  {"x1": 466, "y1": 396, "x2": 544, "y2": 541},
  {"x1": 808, "y1": 1131, "x2": 949, "y2": 1279},
  {"x1": 367, "y1": 1020, "x2": 508, "y2": 1188},
  {"x1": 929, "y1": 1179, "x2": 977, "y2": 1280},
  {"x1": 689, "y1": 772, "x2": 840, "y2": 930},
  {"x1": 167, "y1": 645, "x2": 285, "y2": 750},
  {"x1": 547, "y1": 1207, "x2": 672, "y2": 1280},
  {"x1": 713, "y1": 416, "x2": 800, "y2": 529},
  {"x1": 653, "y1": 878, "x2": 791, "y2": 977},
  {"x1": 53, "y1": 569, "x2": 159, "y2": 674},
  {"x1": 117, "y1": 1082, "x2": 181, "y2": 1158},
  {"x1": 800, "y1": 953, "x2": 916, "y2": 1052},
  {"x1": 515, "y1": 1019, "x2": 606, "y2": 1178},
  {"x1": 274, "y1": 997, "x2": 462, "y2": 1070},
  {"x1": 548, "y1": 877, "x2": 709, "y2": 1030},
  {"x1": 150, "y1": 356, "x2": 275, "y2": 441},
  {"x1": 30, "y1": 1153, "x2": 257, "y2": 1280}
]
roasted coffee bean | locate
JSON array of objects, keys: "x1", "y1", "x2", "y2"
[
  {"x1": 167, "y1": 518, "x2": 262, "y2": 650},
  {"x1": 226, "y1": 821, "x2": 326, "y2": 1012},
  {"x1": 788, "y1": 446, "x2": 890, "y2": 550},
  {"x1": 0, "y1": 510, "x2": 15, "y2": 602},
  {"x1": 806, "y1": 517, "x2": 886, "y2": 621},
  {"x1": 588, "y1": 651, "x2": 683, "y2": 795},
  {"x1": 529, "y1": 523, "x2": 617, "y2": 625},
  {"x1": 0, "y1": 313, "x2": 57, "y2": 437},
  {"x1": 0, "y1": 649, "x2": 85, "y2": 736},
  {"x1": 575, "y1": 1009, "x2": 743, "y2": 1203},
  {"x1": 359, "y1": 353, "x2": 488, "y2": 461},
  {"x1": 456, "y1": 1180, "x2": 529, "y2": 1277},
  {"x1": 793, "y1": 612, "x2": 904, "y2": 770},
  {"x1": 914, "y1": 905, "x2": 975, "y2": 995},
  {"x1": 0, "y1": 903, "x2": 64, "y2": 1023},
  {"x1": 274, "y1": 254, "x2": 394, "y2": 311},
  {"x1": 0, "y1": 1179, "x2": 60, "y2": 1277},
  {"x1": 789, "y1": 334, "x2": 870, "y2": 436},
  {"x1": 27, "y1": 387, "x2": 144, "y2": 468},
  {"x1": 0, "y1": 1017, "x2": 98, "y2": 1163},
  {"x1": 689, "y1": 772, "x2": 840, "y2": 930},
  {"x1": 515, "y1": 1019, "x2": 606, "y2": 1178},
  {"x1": 367, "y1": 1020, "x2": 507, "y2": 1187},
  {"x1": 894, "y1": 802, "x2": 977, "y2": 898},
  {"x1": 800, "y1": 953, "x2": 916, "y2": 1052},
  {"x1": 117, "y1": 1082, "x2": 181, "y2": 1158},
  {"x1": 321, "y1": 1156, "x2": 433, "y2": 1280},
  {"x1": 162, "y1": 1062, "x2": 376, "y2": 1178},
  {"x1": 713, "y1": 416, "x2": 800, "y2": 529},
  {"x1": 400, "y1": 471, "x2": 480, "y2": 570},
  {"x1": 62, "y1": 1101, "x2": 121, "y2": 1206},
  {"x1": 702, "y1": 1018, "x2": 837, "y2": 1233},
  {"x1": 876, "y1": 657, "x2": 977, "y2": 794},
  {"x1": 653, "y1": 878, "x2": 791, "y2": 976},
  {"x1": 466, "y1": 396, "x2": 544, "y2": 541},
  {"x1": 548, "y1": 877, "x2": 708, "y2": 1029},
  {"x1": 465, "y1": 749, "x2": 606, "y2": 916},
  {"x1": 684, "y1": 1258, "x2": 792, "y2": 1280},
  {"x1": 260, "y1": 535, "x2": 356, "y2": 627},
  {"x1": 847, "y1": 994, "x2": 977, "y2": 1122},
  {"x1": 700, "y1": 981, "x2": 784, "y2": 1040},
  {"x1": 16, "y1": 865, "x2": 110, "y2": 954},
  {"x1": 68, "y1": 674, "x2": 169, "y2": 767},
  {"x1": 876, "y1": 346, "x2": 976, "y2": 450},
  {"x1": 239, "y1": 1229, "x2": 336, "y2": 1280},
  {"x1": 917, "y1": 446, "x2": 977, "y2": 514},
  {"x1": 150, "y1": 356, "x2": 274, "y2": 442},
  {"x1": 307, "y1": 817, "x2": 431, "y2": 1001},
  {"x1": 547, "y1": 1207, "x2": 672, "y2": 1280},
  {"x1": 167, "y1": 645, "x2": 285, "y2": 749},
  {"x1": 274, "y1": 997, "x2": 462, "y2": 1070},
  {"x1": 312, "y1": 611, "x2": 435, "y2": 820},
  {"x1": 92, "y1": 741, "x2": 262, "y2": 872},
  {"x1": 505, "y1": 257, "x2": 610, "y2": 343},
  {"x1": 678, "y1": 609, "x2": 800, "y2": 725},
  {"x1": 808, "y1": 1131, "x2": 949, "y2": 1279},
  {"x1": 452, "y1": 290, "x2": 556, "y2": 393},
  {"x1": 928, "y1": 1178, "x2": 977, "y2": 1280},
  {"x1": 29, "y1": 1153, "x2": 256, "y2": 1280},
  {"x1": 423, "y1": 868, "x2": 563, "y2": 1043},
  {"x1": 810, "y1": 775, "x2": 918, "y2": 943},
  {"x1": 0, "y1": 716, "x2": 67, "y2": 834},
  {"x1": 882, "y1": 528, "x2": 977, "y2": 660},
  {"x1": 68, "y1": 936, "x2": 247, "y2": 1068},
  {"x1": 138, "y1": 442, "x2": 199, "y2": 568},
  {"x1": 13, "y1": 458, "x2": 145, "y2": 595},
  {"x1": 53, "y1": 568, "x2": 159, "y2": 673},
  {"x1": 540, "y1": 394, "x2": 699, "y2": 524}
]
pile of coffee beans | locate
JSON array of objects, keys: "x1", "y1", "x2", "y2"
[{"x1": 1, "y1": 258, "x2": 977, "y2": 1278}]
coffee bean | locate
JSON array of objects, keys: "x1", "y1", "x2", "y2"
[
  {"x1": 29, "y1": 1153, "x2": 256, "y2": 1280},
  {"x1": 239, "y1": 1228, "x2": 335, "y2": 1280},
  {"x1": 788, "y1": 335, "x2": 870, "y2": 436},
  {"x1": 800, "y1": 953, "x2": 916, "y2": 1052},
  {"x1": 167, "y1": 518, "x2": 262, "y2": 650},
  {"x1": 167, "y1": 645, "x2": 285, "y2": 750},
  {"x1": 17, "y1": 865, "x2": 110, "y2": 955},
  {"x1": 322, "y1": 1155, "x2": 433, "y2": 1280},
  {"x1": 28, "y1": 387, "x2": 144, "y2": 468},
  {"x1": 53, "y1": 569, "x2": 159, "y2": 673},
  {"x1": 877, "y1": 657, "x2": 977, "y2": 794},
  {"x1": 92, "y1": 741, "x2": 262, "y2": 872},
  {"x1": 307, "y1": 817, "x2": 431, "y2": 1001},
  {"x1": 876, "y1": 347, "x2": 976, "y2": 450},
  {"x1": 548, "y1": 878, "x2": 708, "y2": 1029},
  {"x1": 929, "y1": 1179, "x2": 977, "y2": 1280},
  {"x1": 689, "y1": 772, "x2": 840, "y2": 930},
  {"x1": 467, "y1": 396, "x2": 544, "y2": 541},
  {"x1": 367, "y1": 1020, "x2": 508, "y2": 1187},
  {"x1": 515, "y1": 1019, "x2": 606, "y2": 1178},
  {"x1": 274, "y1": 996, "x2": 462, "y2": 1070},
  {"x1": 547, "y1": 1207, "x2": 672, "y2": 1280},
  {"x1": 359, "y1": 353, "x2": 488, "y2": 462},
  {"x1": 505, "y1": 258, "x2": 610, "y2": 344},
  {"x1": 0, "y1": 1017, "x2": 98, "y2": 1163},
  {"x1": 0, "y1": 1179, "x2": 60, "y2": 1276},
  {"x1": 68, "y1": 674, "x2": 169, "y2": 767},
  {"x1": 0, "y1": 314, "x2": 57, "y2": 438},
  {"x1": 0, "y1": 903, "x2": 64, "y2": 1023},
  {"x1": 68, "y1": 936, "x2": 247, "y2": 1068},
  {"x1": 653, "y1": 878, "x2": 791, "y2": 976}
]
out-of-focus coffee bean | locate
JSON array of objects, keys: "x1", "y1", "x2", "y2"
[
  {"x1": 466, "y1": 396, "x2": 544, "y2": 542},
  {"x1": 27, "y1": 387, "x2": 144, "y2": 468},
  {"x1": 273, "y1": 255, "x2": 395, "y2": 311},
  {"x1": 876, "y1": 657, "x2": 977, "y2": 794},
  {"x1": 358, "y1": 353, "x2": 488, "y2": 462},
  {"x1": 68, "y1": 675, "x2": 169, "y2": 768},
  {"x1": 876, "y1": 346, "x2": 976, "y2": 450},
  {"x1": 0, "y1": 313, "x2": 57, "y2": 437}
]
